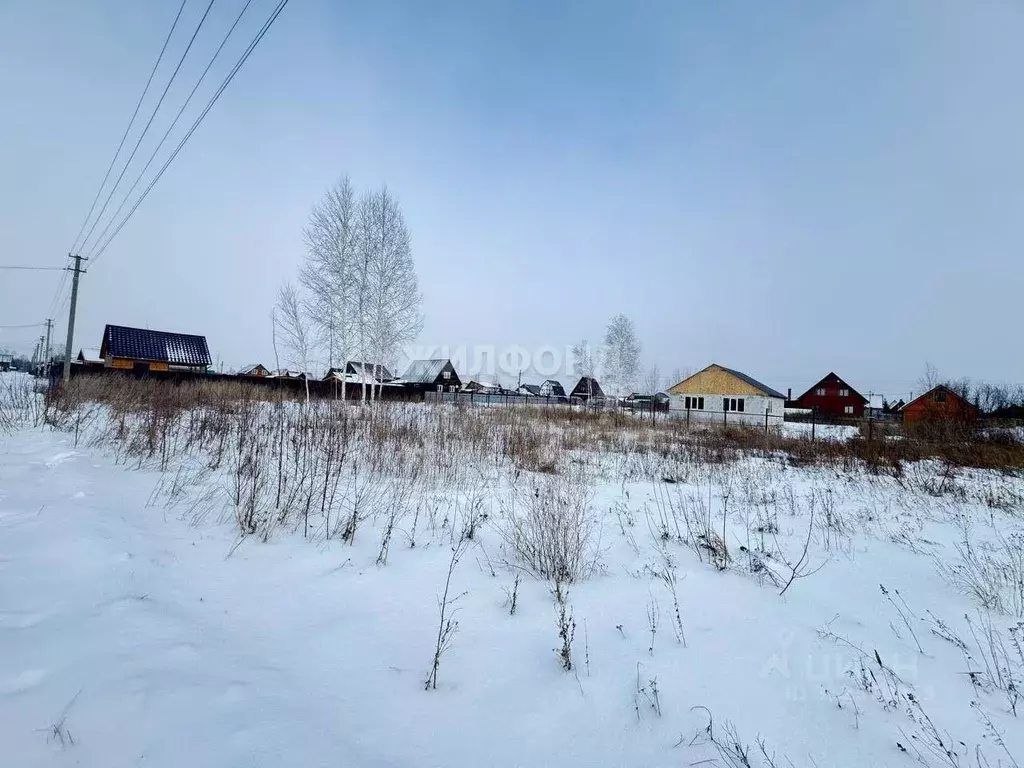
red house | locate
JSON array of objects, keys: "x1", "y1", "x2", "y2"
[
  {"x1": 903, "y1": 385, "x2": 979, "y2": 426},
  {"x1": 793, "y1": 372, "x2": 869, "y2": 418}
]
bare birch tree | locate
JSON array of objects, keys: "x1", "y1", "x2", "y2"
[
  {"x1": 356, "y1": 186, "x2": 423, "y2": 402},
  {"x1": 301, "y1": 176, "x2": 358, "y2": 398},
  {"x1": 275, "y1": 281, "x2": 312, "y2": 403},
  {"x1": 571, "y1": 340, "x2": 602, "y2": 398},
  {"x1": 602, "y1": 314, "x2": 641, "y2": 397},
  {"x1": 642, "y1": 364, "x2": 661, "y2": 395}
]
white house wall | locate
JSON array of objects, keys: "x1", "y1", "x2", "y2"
[{"x1": 669, "y1": 393, "x2": 785, "y2": 427}]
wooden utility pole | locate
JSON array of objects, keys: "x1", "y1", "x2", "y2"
[
  {"x1": 62, "y1": 253, "x2": 87, "y2": 383},
  {"x1": 44, "y1": 317, "x2": 53, "y2": 365}
]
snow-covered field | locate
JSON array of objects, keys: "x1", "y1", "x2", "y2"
[{"x1": 2, "y1": 376, "x2": 1023, "y2": 767}]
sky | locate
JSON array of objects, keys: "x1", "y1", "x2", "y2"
[{"x1": 1, "y1": 0, "x2": 1023, "y2": 399}]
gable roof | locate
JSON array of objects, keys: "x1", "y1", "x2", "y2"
[
  {"x1": 239, "y1": 363, "x2": 268, "y2": 375},
  {"x1": 795, "y1": 372, "x2": 869, "y2": 404},
  {"x1": 101, "y1": 324, "x2": 211, "y2": 367},
  {"x1": 905, "y1": 385, "x2": 978, "y2": 412},
  {"x1": 400, "y1": 359, "x2": 453, "y2": 384},
  {"x1": 345, "y1": 361, "x2": 394, "y2": 382},
  {"x1": 671, "y1": 363, "x2": 786, "y2": 400},
  {"x1": 517, "y1": 384, "x2": 541, "y2": 396},
  {"x1": 540, "y1": 379, "x2": 567, "y2": 398},
  {"x1": 570, "y1": 376, "x2": 605, "y2": 398}
]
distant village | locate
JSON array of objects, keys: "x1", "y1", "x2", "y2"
[{"x1": 13, "y1": 322, "x2": 1015, "y2": 429}]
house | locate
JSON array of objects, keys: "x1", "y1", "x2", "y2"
[
  {"x1": 239, "y1": 363, "x2": 270, "y2": 377},
  {"x1": 324, "y1": 361, "x2": 394, "y2": 385},
  {"x1": 903, "y1": 385, "x2": 979, "y2": 426},
  {"x1": 76, "y1": 350, "x2": 104, "y2": 370},
  {"x1": 396, "y1": 359, "x2": 461, "y2": 397},
  {"x1": 100, "y1": 324, "x2": 211, "y2": 373},
  {"x1": 667, "y1": 363, "x2": 786, "y2": 425},
  {"x1": 793, "y1": 372, "x2": 869, "y2": 418},
  {"x1": 516, "y1": 384, "x2": 541, "y2": 397},
  {"x1": 272, "y1": 370, "x2": 308, "y2": 380},
  {"x1": 570, "y1": 376, "x2": 605, "y2": 402},
  {"x1": 462, "y1": 380, "x2": 505, "y2": 395},
  {"x1": 0, "y1": 352, "x2": 13, "y2": 372},
  {"x1": 539, "y1": 379, "x2": 567, "y2": 400}
]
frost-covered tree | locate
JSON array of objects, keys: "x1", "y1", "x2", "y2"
[
  {"x1": 275, "y1": 282, "x2": 312, "y2": 403},
  {"x1": 602, "y1": 314, "x2": 641, "y2": 397}
]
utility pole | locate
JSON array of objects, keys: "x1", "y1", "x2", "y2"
[
  {"x1": 62, "y1": 253, "x2": 87, "y2": 384},
  {"x1": 44, "y1": 317, "x2": 53, "y2": 365}
]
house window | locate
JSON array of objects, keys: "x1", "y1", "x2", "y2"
[
  {"x1": 442, "y1": 370, "x2": 451, "y2": 380},
  {"x1": 449, "y1": 385, "x2": 456, "y2": 392},
  {"x1": 685, "y1": 396, "x2": 691, "y2": 409},
  {"x1": 816, "y1": 387, "x2": 826, "y2": 396},
  {"x1": 437, "y1": 384, "x2": 443, "y2": 392},
  {"x1": 839, "y1": 388, "x2": 849, "y2": 397},
  {"x1": 723, "y1": 398, "x2": 730, "y2": 412},
  {"x1": 737, "y1": 398, "x2": 744, "y2": 412},
  {"x1": 698, "y1": 397, "x2": 704, "y2": 409},
  {"x1": 935, "y1": 391, "x2": 946, "y2": 403},
  {"x1": 844, "y1": 405, "x2": 854, "y2": 414}
]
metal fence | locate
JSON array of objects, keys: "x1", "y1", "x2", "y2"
[{"x1": 426, "y1": 391, "x2": 571, "y2": 408}]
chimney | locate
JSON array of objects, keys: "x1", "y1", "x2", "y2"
[{"x1": 787, "y1": 388, "x2": 792, "y2": 401}]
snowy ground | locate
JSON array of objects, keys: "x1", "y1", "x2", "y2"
[{"x1": 2, "y1": 393, "x2": 1023, "y2": 767}]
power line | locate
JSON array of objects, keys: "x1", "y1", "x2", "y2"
[
  {"x1": 78, "y1": 0, "x2": 218, "y2": 255},
  {"x1": 0, "y1": 322, "x2": 46, "y2": 330},
  {"x1": 91, "y1": 0, "x2": 290, "y2": 265},
  {"x1": 0, "y1": 265, "x2": 66, "y2": 271},
  {"x1": 85, "y1": 0, "x2": 257, "y2": 259},
  {"x1": 69, "y1": 0, "x2": 188, "y2": 255}
]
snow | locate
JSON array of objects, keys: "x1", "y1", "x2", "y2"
[{"x1": 2, "y1": 395, "x2": 1023, "y2": 767}]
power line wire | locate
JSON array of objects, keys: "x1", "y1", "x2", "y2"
[
  {"x1": 91, "y1": 0, "x2": 290, "y2": 265},
  {"x1": 0, "y1": 265, "x2": 66, "y2": 271},
  {"x1": 69, "y1": 0, "x2": 188, "y2": 255},
  {"x1": 85, "y1": 0, "x2": 256, "y2": 258},
  {"x1": 79, "y1": 0, "x2": 218, "y2": 255},
  {"x1": 0, "y1": 322, "x2": 46, "y2": 330}
]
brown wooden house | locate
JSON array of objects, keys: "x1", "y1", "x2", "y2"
[
  {"x1": 793, "y1": 372, "x2": 869, "y2": 418},
  {"x1": 100, "y1": 324, "x2": 211, "y2": 374},
  {"x1": 239, "y1": 363, "x2": 270, "y2": 377},
  {"x1": 903, "y1": 385, "x2": 979, "y2": 426}
]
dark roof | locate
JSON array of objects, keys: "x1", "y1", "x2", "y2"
[
  {"x1": 795, "y1": 372, "x2": 869, "y2": 404},
  {"x1": 345, "y1": 361, "x2": 394, "y2": 381},
  {"x1": 101, "y1": 324, "x2": 210, "y2": 367},
  {"x1": 717, "y1": 365, "x2": 786, "y2": 400},
  {"x1": 518, "y1": 384, "x2": 541, "y2": 396},
  {"x1": 541, "y1": 379, "x2": 567, "y2": 398},
  {"x1": 570, "y1": 376, "x2": 605, "y2": 398},
  {"x1": 400, "y1": 359, "x2": 453, "y2": 384}
]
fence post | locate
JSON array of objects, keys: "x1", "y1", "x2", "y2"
[
  {"x1": 869, "y1": 415, "x2": 874, "y2": 441},
  {"x1": 811, "y1": 407, "x2": 816, "y2": 443},
  {"x1": 765, "y1": 407, "x2": 769, "y2": 433},
  {"x1": 724, "y1": 405, "x2": 727, "y2": 427}
]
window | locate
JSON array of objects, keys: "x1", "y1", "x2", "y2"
[
  {"x1": 442, "y1": 370, "x2": 451, "y2": 380},
  {"x1": 839, "y1": 388, "x2": 849, "y2": 397},
  {"x1": 844, "y1": 405, "x2": 854, "y2": 414},
  {"x1": 449, "y1": 385, "x2": 457, "y2": 392},
  {"x1": 698, "y1": 397, "x2": 704, "y2": 409},
  {"x1": 685, "y1": 396, "x2": 691, "y2": 409},
  {"x1": 723, "y1": 398, "x2": 730, "y2": 412},
  {"x1": 816, "y1": 387, "x2": 826, "y2": 396},
  {"x1": 436, "y1": 384, "x2": 443, "y2": 392},
  {"x1": 935, "y1": 391, "x2": 947, "y2": 403},
  {"x1": 737, "y1": 398, "x2": 745, "y2": 412}
]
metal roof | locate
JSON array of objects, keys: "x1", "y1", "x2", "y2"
[
  {"x1": 102, "y1": 324, "x2": 211, "y2": 367},
  {"x1": 718, "y1": 365, "x2": 787, "y2": 400},
  {"x1": 399, "y1": 359, "x2": 450, "y2": 384}
]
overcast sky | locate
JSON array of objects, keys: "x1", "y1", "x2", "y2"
[{"x1": 2, "y1": 0, "x2": 1023, "y2": 398}]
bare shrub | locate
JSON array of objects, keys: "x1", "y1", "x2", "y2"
[
  {"x1": 425, "y1": 536, "x2": 470, "y2": 690},
  {"x1": 552, "y1": 582, "x2": 576, "y2": 672},
  {"x1": 938, "y1": 527, "x2": 1024, "y2": 617},
  {"x1": 499, "y1": 469, "x2": 599, "y2": 583}
]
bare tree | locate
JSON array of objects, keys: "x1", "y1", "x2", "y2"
[
  {"x1": 642, "y1": 364, "x2": 661, "y2": 395},
  {"x1": 301, "y1": 176, "x2": 358, "y2": 398},
  {"x1": 358, "y1": 186, "x2": 423, "y2": 402},
  {"x1": 603, "y1": 314, "x2": 641, "y2": 397},
  {"x1": 571, "y1": 340, "x2": 602, "y2": 398},
  {"x1": 918, "y1": 361, "x2": 940, "y2": 393},
  {"x1": 275, "y1": 282, "x2": 312, "y2": 403}
]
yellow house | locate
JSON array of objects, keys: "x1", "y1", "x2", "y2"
[{"x1": 667, "y1": 363, "x2": 786, "y2": 425}]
